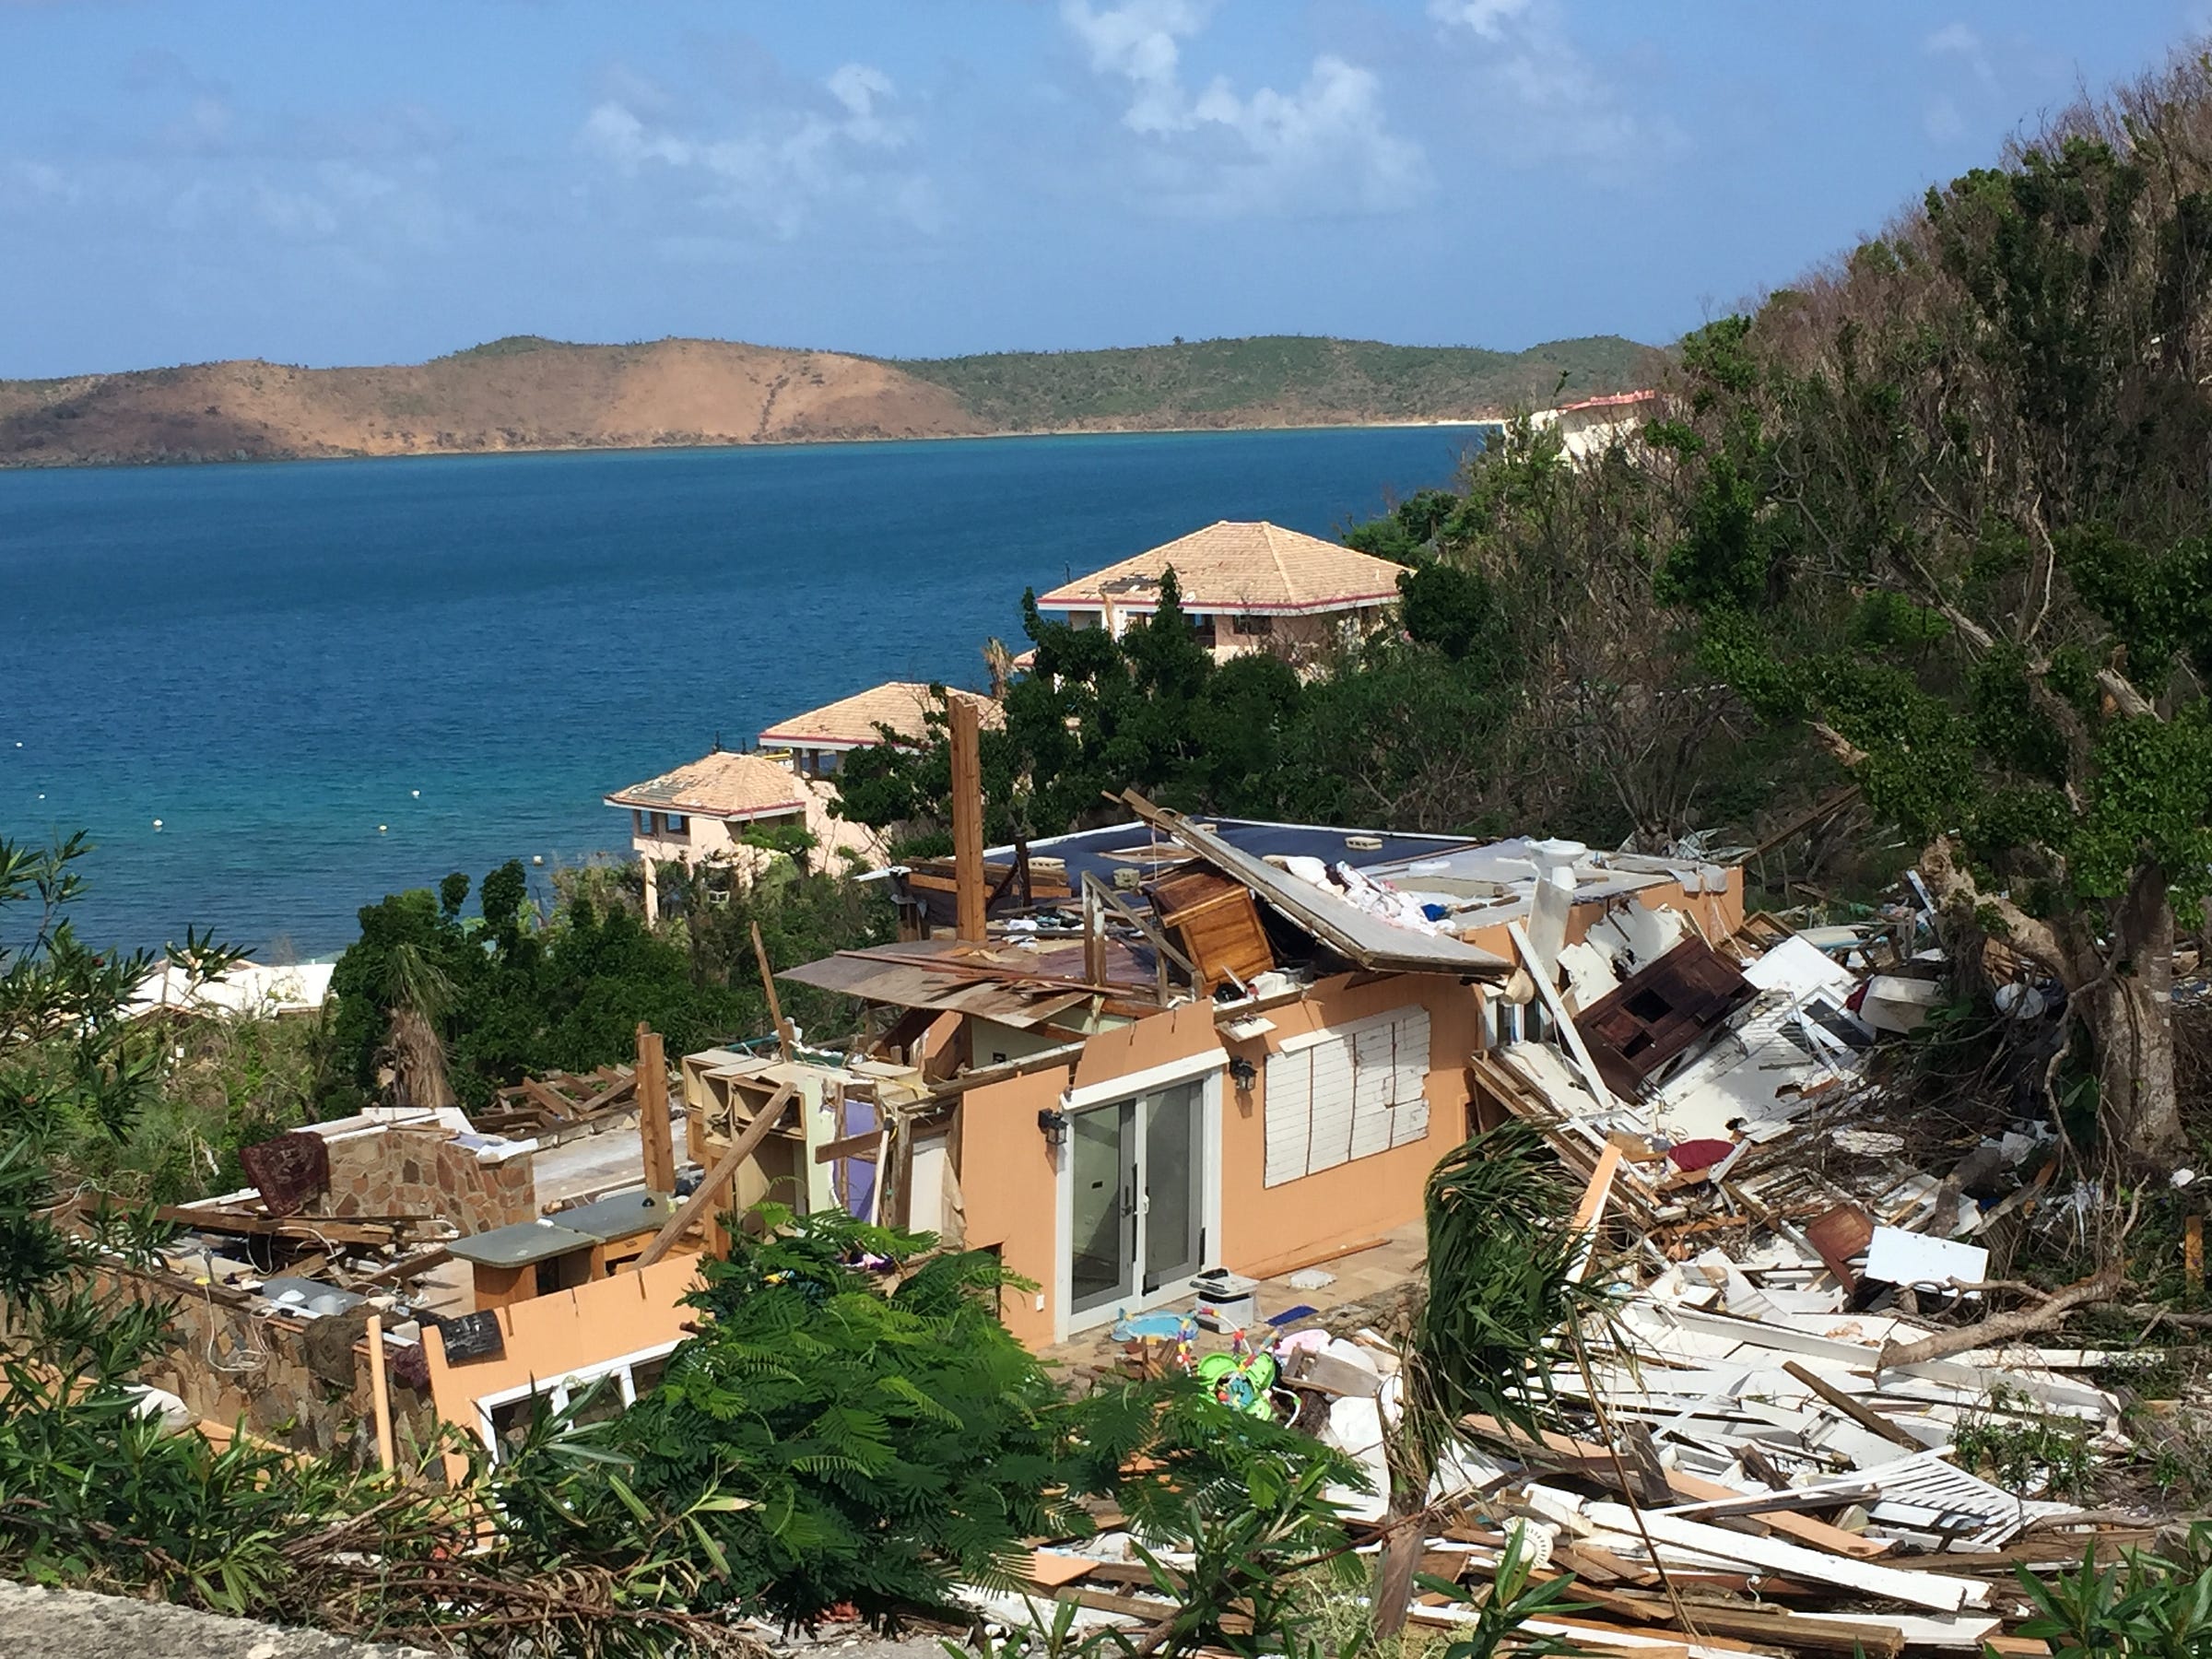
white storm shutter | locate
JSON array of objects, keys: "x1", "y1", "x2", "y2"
[
  {"x1": 1264, "y1": 1008, "x2": 1435, "y2": 1185},
  {"x1": 1349, "y1": 1023, "x2": 1398, "y2": 1159},
  {"x1": 1308, "y1": 1036, "x2": 1357, "y2": 1170},
  {"x1": 1264, "y1": 1047, "x2": 1312, "y2": 1187},
  {"x1": 1390, "y1": 1008, "x2": 1432, "y2": 1146}
]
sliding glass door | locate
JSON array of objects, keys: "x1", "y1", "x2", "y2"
[{"x1": 1067, "y1": 1079, "x2": 1206, "y2": 1320}]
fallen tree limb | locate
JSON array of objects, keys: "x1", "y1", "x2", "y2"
[
  {"x1": 1875, "y1": 1260, "x2": 2127, "y2": 1369},
  {"x1": 2110, "y1": 1303, "x2": 2212, "y2": 1331}
]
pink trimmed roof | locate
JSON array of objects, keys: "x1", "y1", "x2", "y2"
[{"x1": 1554, "y1": 389, "x2": 1661, "y2": 414}]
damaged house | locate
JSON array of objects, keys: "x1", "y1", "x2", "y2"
[{"x1": 679, "y1": 792, "x2": 1740, "y2": 1347}]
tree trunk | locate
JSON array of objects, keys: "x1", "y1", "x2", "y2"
[
  {"x1": 1923, "y1": 838, "x2": 2183, "y2": 1171},
  {"x1": 1369, "y1": 1473, "x2": 1426, "y2": 1638},
  {"x1": 387, "y1": 1006, "x2": 455, "y2": 1111},
  {"x1": 2081, "y1": 866, "x2": 2183, "y2": 1169}
]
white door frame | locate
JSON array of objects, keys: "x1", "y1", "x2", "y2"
[{"x1": 1053, "y1": 1053, "x2": 1224, "y2": 1344}]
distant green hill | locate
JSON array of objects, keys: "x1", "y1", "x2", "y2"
[{"x1": 891, "y1": 334, "x2": 1664, "y2": 430}]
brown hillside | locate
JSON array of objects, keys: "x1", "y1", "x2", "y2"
[{"x1": 0, "y1": 339, "x2": 986, "y2": 465}]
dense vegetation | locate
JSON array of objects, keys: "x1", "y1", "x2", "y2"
[
  {"x1": 1641, "y1": 55, "x2": 2212, "y2": 1174},
  {"x1": 323, "y1": 857, "x2": 891, "y2": 1116},
  {"x1": 893, "y1": 333, "x2": 1662, "y2": 429}
]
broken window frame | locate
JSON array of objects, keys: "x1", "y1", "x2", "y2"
[{"x1": 471, "y1": 1338, "x2": 684, "y2": 1463}]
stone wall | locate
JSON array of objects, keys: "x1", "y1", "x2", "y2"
[
  {"x1": 305, "y1": 1126, "x2": 535, "y2": 1233},
  {"x1": 100, "y1": 1265, "x2": 434, "y2": 1462},
  {"x1": 0, "y1": 1582, "x2": 435, "y2": 1659}
]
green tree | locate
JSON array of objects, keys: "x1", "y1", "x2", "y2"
[{"x1": 1652, "y1": 71, "x2": 2212, "y2": 1167}]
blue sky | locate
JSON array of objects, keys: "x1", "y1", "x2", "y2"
[{"x1": 1, "y1": 2, "x2": 2200, "y2": 376}]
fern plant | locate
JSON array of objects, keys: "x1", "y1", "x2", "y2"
[{"x1": 609, "y1": 1203, "x2": 1090, "y2": 1627}]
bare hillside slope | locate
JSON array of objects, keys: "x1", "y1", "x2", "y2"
[
  {"x1": 0, "y1": 338, "x2": 983, "y2": 465},
  {"x1": 0, "y1": 331, "x2": 1660, "y2": 466}
]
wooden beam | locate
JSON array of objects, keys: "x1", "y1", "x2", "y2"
[
  {"x1": 1084, "y1": 872, "x2": 1201, "y2": 982},
  {"x1": 815, "y1": 1129, "x2": 884, "y2": 1164},
  {"x1": 519, "y1": 1077, "x2": 577, "y2": 1120},
  {"x1": 949, "y1": 695, "x2": 986, "y2": 942},
  {"x1": 353, "y1": 1246, "x2": 452, "y2": 1288},
  {"x1": 1083, "y1": 882, "x2": 1106, "y2": 986},
  {"x1": 633, "y1": 1082, "x2": 794, "y2": 1268},
  {"x1": 1782, "y1": 1360, "x2": 1924, "y2": 1450},
  {"x1": 154, "y1": 1206, "x2": 422, "y2": 1248},
  {"x1": 1559, "y1": 1583, "x2": 1904, "y2": 1657},
  {"x1": 751, "y1": 921, "x2": 796, "y2": 1062},
  {"x1": 365, "y1": 1312, "x2": 395, "y2": 1475},
  {"x1": 635, "y1": 1024, "x2": 676, "y2": 1194},
  {"x1": 573, "y1": 1069, "x2": 639, "y2": 1115}
]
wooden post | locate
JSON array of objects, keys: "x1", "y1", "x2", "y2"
[
  {"x1": 634, "y1": 1082, "x2": 795, "y2": 1268},
  {"x1": 750, "y1": 920, "x2": 796, "y2": 1062},
  {"x1": 949, "y1": 694, "x2": 986, "y2": 942},
  {"x1": 1083, "y1": 880, "x2": 1105, "y2": 986},
  {"x1": 635, "y1": 1024, "x2": 676, "y2": 1194},
  {"x1": 365, "y1": 1312, "x2": 395, "y2": 1474}
]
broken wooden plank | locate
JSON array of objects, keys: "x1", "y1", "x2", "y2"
[
  {"x1": 634, "y1": 1082, "x2": 794, "y2": 1267},
  {"x1": 1782, "y1": 1359, "x2": 1924, "y2": 1450},
  {"x1": 815, "y1": 1130, "x2": 885, "y2": 1165},
  {"x1": 1577, "y1": 1501, "x2": 1990, "y2": 1612}
]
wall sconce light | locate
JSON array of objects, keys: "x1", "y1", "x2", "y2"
[
  {"x1": 1036, "y1": 1108, "x2": 1069, "y2": 1148},
  {"x1": 1227, "y1": 1055, "x2": 1257, "y2": 1090}
]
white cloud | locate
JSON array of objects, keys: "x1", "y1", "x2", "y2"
[
  {"x1": 1920, "y1": 21, "x2": 2001, "y2": 147},
  {"x1": 1430, "y1": 0, "x2": 1535, "y2": 41},
  {"x1": 1063, "y1": 0, "x2": 1210, "y2": 135},
  {"x1": 1428, "y1": 0, "x2": 1684, "y2": 182},
  {"x1": 1060, "y1": 0, "x2": 1428, "y2": 216},
  {"x1": 578, "y1": 61, "x2": 933, "y2": 240},
  {"x1": 1924, "y1": 21, "x2": 1999, "y2": 91},
  {"x1": 1924, "y1": 23, "x2": 1980, "y2": 58}
]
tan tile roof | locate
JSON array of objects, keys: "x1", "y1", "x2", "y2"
[
  {"x1": 757, "y1": 681, "x2": 1004, "y2": 751},
  {"x1": 604, "y1": 750, "x2": 807, "y2": 821},
  {"x1": 1034, "y1": 521, "x2": 1408, "y2": 616}
]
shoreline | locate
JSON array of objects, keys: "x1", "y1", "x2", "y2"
[{"x1": 0, "y1": 415, "x2": 1505, "y2": 475}]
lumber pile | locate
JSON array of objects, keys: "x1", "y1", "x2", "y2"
[{"x1": 477, "y1": 1065, "x2": 641, "y2": 1142}]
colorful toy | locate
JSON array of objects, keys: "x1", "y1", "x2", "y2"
[{"x1": 1194, "y1": 1327, "x2": 1278, "y2": 1416}]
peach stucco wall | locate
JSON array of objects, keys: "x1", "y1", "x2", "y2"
[
  {"x1": 426, "y1": 1255, "x2": 703, "y2": 1475},
  {"x1": 1219, "y1": 972, "x2": 1484, "y2": 1282},
  {"x1": 953, "y1": 986, "x2": 1491, "y2": 1345},
  {"x1": 957, "y1": 1066, "x2": 1075, "y2": 1347}
]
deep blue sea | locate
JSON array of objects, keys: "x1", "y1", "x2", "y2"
[{"x1": 1, "y1": 428, "x2": 1478, "y2": 957}]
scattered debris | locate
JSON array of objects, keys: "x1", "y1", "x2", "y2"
[{"x1": 975, "y1": 889, "x2": 2187, "y2": 1654}]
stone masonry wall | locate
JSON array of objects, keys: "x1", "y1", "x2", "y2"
[
  {"x1": 305, "y1": 1128, "x2": 534, "y2": 1231},
  {"x1": 99, "y1": 1265, "x2": 434, "y2": 1462}
]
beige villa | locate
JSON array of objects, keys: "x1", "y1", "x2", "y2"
[
  {"x1": 605, "y1": 747, "x2": 883, "y2": 923},
  {"x1": 1033, "y1": 521, "x2": 1409, "y2": 663},
  {"x1": 758, "y1": 680, "x2": 1004, "y2": 779}
]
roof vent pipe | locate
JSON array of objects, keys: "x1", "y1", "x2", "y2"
[{"x1": 1508, "y1": 838, "x2": 1585, "y2": 1005}]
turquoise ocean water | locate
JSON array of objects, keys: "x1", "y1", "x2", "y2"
[{"x1": 0, "y1": 428, "x2": 1478, "y2": 956}]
